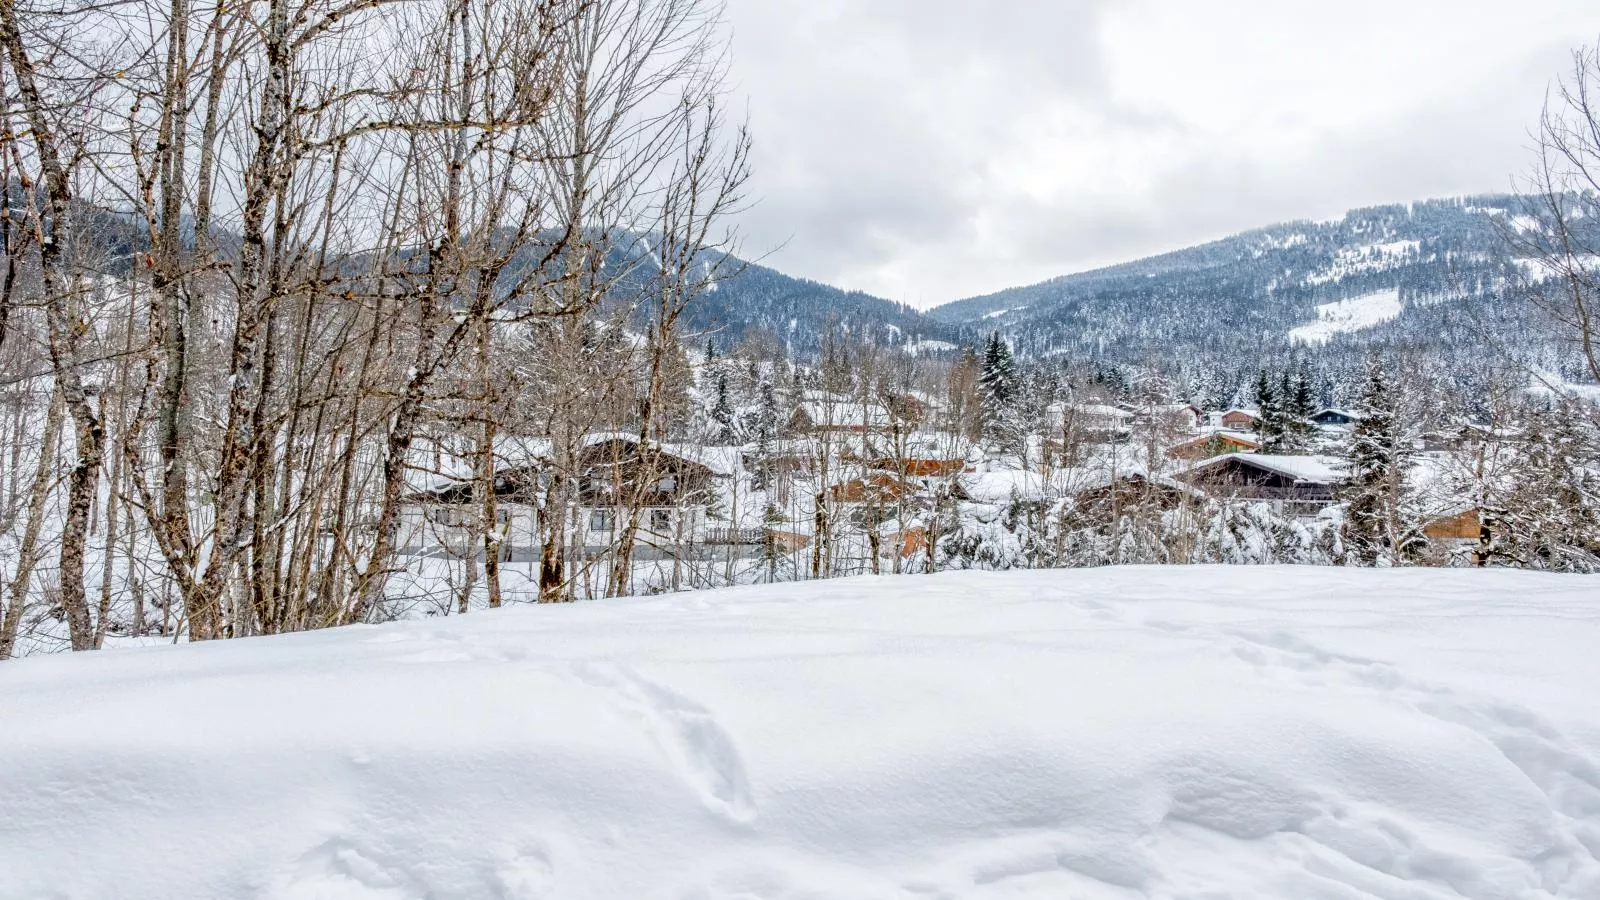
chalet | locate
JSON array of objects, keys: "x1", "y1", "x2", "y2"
[
  {"x1": 1064, "y1": 474, "x2": 1197, "y2": 528},
  {"x1": 1061, "y1": 403, "x2": 1135, "y2": 440},
  {"x1": 1166, "y1": 430, "x2": 1262, "y2": 461},
  {"x1": 399, "y1": 434, "x2": 735, "y2": 563},
  {"x1": 1178, "y1": 454, "x2": 1344, "y2": 518},
  {"x1": 828, "y1": 473, "x2": 920, "y2": 506},
  {"x1": 761, "y1": 525, "x2": 812, "y2": 554},
  {"x1": 399, "y1": 466, "x2": 544, "y2": 561},
  {"x1": 878, "y1": 457, "x2": 968, "y2": 478},
  {"x1": 786, "y1": 392, "x2": 897, "y2": 436},
  {"x1": 1416, "y1": 506, "x2": 1490, "y2": 565},
  {"x1": 883, "y1": 392, "x2": 933, "y2": 427},
  {"x1": 850, "y1": 434, "x2": 970, "y2": 479},
  {"x1": 1131, "y1": 403, "x2": 1204, "y2": 432},
  {"x1": 575, "y1": 436, "x2": 717, "y2": 558},
  {"x1": 1421, "y1": 423, "x2": 1520, "y2": 452},
  {"x1": 1310, "y1": 408, "x2": 1360, "y2": 428},
  {"x1": 1217, "y1": 408, "x2": 1261, "y2": 430}
]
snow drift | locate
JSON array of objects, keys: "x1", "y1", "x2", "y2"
[{"x1": 3, "y1": 567, "x2": 1599, "y2": 899}]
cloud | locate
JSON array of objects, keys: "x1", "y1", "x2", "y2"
[{"x1": 724, "y1": 0, "x2": 1600, "y2": 307}]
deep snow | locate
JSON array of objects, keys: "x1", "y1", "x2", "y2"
[{"x1": 3, "y1": 567, "x2": 1599, "y2": 900}]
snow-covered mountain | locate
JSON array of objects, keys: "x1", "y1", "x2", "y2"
[{"x1": 923, "y1": 194, "x2": 1571, "y2": 367}]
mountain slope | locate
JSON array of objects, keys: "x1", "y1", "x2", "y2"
[
  {"x1": 677, "y1": 255, "x2": 966, "y2": 356},
  {"x1": 928, "y1": 194, "x2": 1578, "y2": 367}
]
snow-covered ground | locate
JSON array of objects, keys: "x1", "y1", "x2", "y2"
[
  {"x1": 1290, "y1": 288, "x2": 1404, "y2": 345},
  {"x1": 902, "y1": 339, "x2": 958, "y2": 356},
  {"x1": 4, "y1": 567, "x2": 1599, "y2": 900}
]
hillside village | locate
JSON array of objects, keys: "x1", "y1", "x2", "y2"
[{"x1": 390, "y1": 340, "x2": 1599, "y2": 609}]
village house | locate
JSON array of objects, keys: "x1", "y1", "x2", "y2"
[
  {"x1": 1059, "y1": 402, "x2": 1136, "y2": 441},
  {"x1": 786, "y1": 391, "x2": 898, "y2": 436},
  {"x1": 1310, "y1": 408, "x2": 1361, "y2": 428},
  {"x1": 1216, "y1": 408, "x2": 1262, "y2": 430},
  {"x1": 1064, "y1": 473, "x2": 1197, "y2": 528},
  {"x1": 827, "y1": 472, "x2": 922, "y2": 504},
  {"x1": 1166, "y1": 430, "x2": 1262, "y2": 461},
  {"x1": 1178, "y1": 454, "x2": 1344, "y2": 518},
  {"x1": 1131, "y1": 402, "x2": 1204, "y2": 432},
  {"x1": 1423, "y1": 507, "x2": 1484, "y2": 541},
  {"x1": 399, "y1": 434, "x2": 742, "y2": 564},
  {"x1": 1421, "y1": 423, "x2": 1521, "y2": 452},
  {"x1": 573, "y1": 436, "x2": 718, "y2": 559}
]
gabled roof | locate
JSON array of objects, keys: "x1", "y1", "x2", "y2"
[
  {"x1": 791, "y1": 400, "x2": 895, "y2": 429},
  {"x1": 1068, "y1": 403, "x2": 1136, "y2": 420},
  {"x1": 1168, "y1": 430, "x2": 1262, "y2": 451},
  {"x1": 1184, "y1": 453, "x2": 1345, "y2": 485}
]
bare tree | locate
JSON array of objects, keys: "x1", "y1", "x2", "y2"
[{"x1": 1515, "y1": 43, "x2": 1600, "y2": 394}]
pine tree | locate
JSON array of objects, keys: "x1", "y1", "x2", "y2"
[
  {"x1": 710, "y1": 370, "x2": 736, "y2": 444},
  {"x1": 1341, "y1": 355, "x2": 1422, "y2": 565},
  {"x1": 1272, "y1": 366, "x2": 1316, "y2": 453},
  {"x1": 1255, "y1": 369, "x2": 1285, "y2": 452},
  {"x1": 978, "y1": 333, "x2": 1020, "y2": 451},
  {"x1": 1290, "y1": 365, "x2": 1316, "y2": 425},
  {"x1": 754, "y1": 378, "x2": 778, "y2": 455},
  {"x1": 747, "y1": 377, "x2": 779, "y2": 489}
]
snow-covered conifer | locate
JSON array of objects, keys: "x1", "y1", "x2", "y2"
[{"x1": 1341, "y1": 355, "x2": 1424, "y2": 566}]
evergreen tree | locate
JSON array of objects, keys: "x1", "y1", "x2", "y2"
[
  {"x1": 710, "y1": 370, "x2": 736, "y2": 444},
  {"x1": 1255, "y1": 369, "x2": 1286, "y2": 452},
  {"x1": 754, "y1": 378, "x2": 778, "y2": 455},
  {"x1": 1341, "y1": 355, "x2": 1423, "y2": 565},
  {"x1": 978, "y1": 333, "x2": 1020, "y2": 451},
  {"x1": 1272, "y1": 366, "x2": 1316, "y2": 453},
  {"x1": 747, "y1": 377, "x2": 780, "y2": 489},
  {"x1": 1290, "y1": 365, "x2": 1316, "y2": 424}
]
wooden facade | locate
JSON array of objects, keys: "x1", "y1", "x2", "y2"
[
  {"x1": 1220, "y1": 409, "x2": 1260, "y2": 430},
  {"x1": 1167, "y1": 432, "x2": 1261, "y2": 461},
  {"x1": 1179, "y1": 456, "x2": 1340, "y2": 517},
  {"x1": 1424, "y1": 509, "x2": 1481, "y2": 541}
]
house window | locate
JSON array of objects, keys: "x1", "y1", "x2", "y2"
[
  {"x1": 589, "y1": 510, "x2": 615, "y2": 532},
  {"x1": 650, "y1": 509, "x2": 672, "y2": 531},
  {"x1": 427, "y1": 506, "x2": 465, "y2": 527}
]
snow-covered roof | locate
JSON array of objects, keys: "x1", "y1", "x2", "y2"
[
  {"x1": 1186, "y1": 453, "x2": 1345, "y2": 484},
  {"x1": 962, "y1": 469, "x2": 1055, "y2": 504},
  {"x1": 1171, "y1": 428, "x2": 1261, "y2": 449},
  {"x1": 1068, "y1": 403, "x2": 1135, "y2": 420},
  {"x1": 658, "y1": 443, "x2": 741, "y2": 476},
  {"x1": 793, "y1": 400, "x2": 894, "y2": 429}
]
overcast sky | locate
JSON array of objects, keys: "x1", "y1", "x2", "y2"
[{"x1": 722, "y1": 0, "x2": 1599, "y2": 308}]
